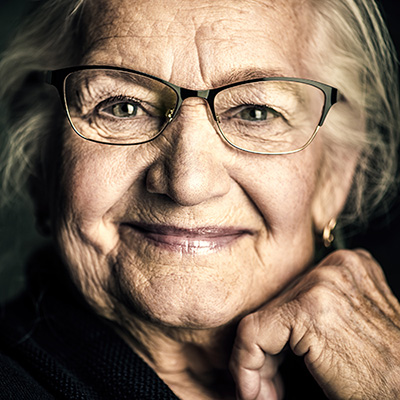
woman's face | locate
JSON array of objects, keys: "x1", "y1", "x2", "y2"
[{"x1": 53, "y1": 0, "x2": 333, "y2": 328}]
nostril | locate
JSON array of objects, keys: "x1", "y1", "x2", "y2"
[
  {"x1": 146, "y1": 162, "x2": 168, "y2": 195},
  {"x1": 145, "y1": 146, "x2": 230, "y2": 206},
  {"x1": 144, "y1": 98, "x2": 231, "y2": 206}
]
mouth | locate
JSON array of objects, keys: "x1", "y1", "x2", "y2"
[{"x1": 120, "y1": 222, "x2": 253, "y2": 254}]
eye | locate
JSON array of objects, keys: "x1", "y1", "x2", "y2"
[
  {"x1": 97, "y1": 96, "x2": 147, "y2": 119},
  {"x1": 111, "y1": 103, "x2": 137, "y2": 117},
  {"x1": 102, "y1": 102, "x2": 141, "y2": 118},
  {"x1": 236, "y1": 105, "x2": 279, "y2": 122}
]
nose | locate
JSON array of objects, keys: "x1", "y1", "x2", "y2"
[{"x1": 146, "y1": 98, "x2": 231, "y2": 206}]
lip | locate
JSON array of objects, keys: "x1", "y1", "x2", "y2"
[{"x1": 121, "y1": 222, "x2": 253, "y2": 253}]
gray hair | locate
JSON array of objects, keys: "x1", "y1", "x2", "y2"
[
  {"x1": 0, "y1": 0, "x2": 398, "y2": 229},
  {"x1": 308, "y1": 0, "x2": 399, "y2": 227}
]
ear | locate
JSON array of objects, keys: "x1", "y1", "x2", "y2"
[{"x1": 312, "y1": 146, "x2": 359, "y2": 232}]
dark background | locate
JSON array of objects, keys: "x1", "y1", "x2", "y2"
[
  {"x1": 0, "y1": 0, "x2": 400, "y2": 301},
  {"x1": 344, "y1": 1, "x2": 400, "y2": 297},
  {"x1": 0, "y1": 0, "x2": 49, "y2": 302}
]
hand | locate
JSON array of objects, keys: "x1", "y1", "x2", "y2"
[{"x1": 229, "y1": 249, "x2": 400, "y2": 399}]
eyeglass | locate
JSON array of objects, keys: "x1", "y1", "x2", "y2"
[{"x1": 47, "y1": 66, "x2": 338, "y2": 155}]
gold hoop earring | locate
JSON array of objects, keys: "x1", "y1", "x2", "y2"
[{"x1": 322, "y1": 218, "x2": 337, "y2": 248}]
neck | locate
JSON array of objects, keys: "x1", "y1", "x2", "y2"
[{"x1": 113, "y1": 312, "x2": 238, "y2": 399}]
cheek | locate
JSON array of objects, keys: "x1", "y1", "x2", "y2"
[
  {"x1": 55, "y1": 134, "x2": 150, "y2": 232},
  {"x1": 51, "y1": 136, "x2": 154, "y2": 269},
  {"x1": 61, "y1": 149, "x2": 138, "y2": 218},
  {"x1": 236, "y1": 149, "x2": 320, "y2": 232},
  {"x1": 234, "y1": 146, "x2": 322, "y2": 285},
  {"x1": 52, "y1": 130, "x2": 323, "y2": 328}
]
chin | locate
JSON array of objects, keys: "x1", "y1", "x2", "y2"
[{"x1": 108, "y1": 268, "x2": 250, "y2": 330}]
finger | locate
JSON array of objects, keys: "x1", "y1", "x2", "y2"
[
  {"x1": 230, "y1": 349, "x2": 281, "y2": 399},
  {"x1": 257, "y1": 378, "x2": 279, "y2": 400},
  {"x1": 353, "y1": 248, "x2": 373, "y2": 259},
  {"x1": 319, "y1": 249, "x2": 400, "y2": 316},
  {"x1": 257, "y1": 369, "x2": 283, "y2": 400},
  {"x1": 230, "y1": 343, "x2": 263, "y2": 400},
  {"x1": 273, "y1": 373, "x2": 284, "y2": 400},
  {"x1": 245, "y1": 354, "x2": 280, "y2": 400},
  {"x1": 259, "y1": 354, "x2": 280, "y2": 381},
  {"x1": 235, "y1": 378, "x2": 279, "y2": 400},
  {"x1": 230, "y1": 312, "x2": 292, "y2": 399}
]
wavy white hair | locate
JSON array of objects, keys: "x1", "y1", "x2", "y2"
[{"x1": 0, "y1": 0, "x2": 398, "y2": 229}]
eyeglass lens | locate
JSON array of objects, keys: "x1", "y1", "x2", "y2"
[{"x1": 64, "y1": 69, "x2": 325, "y2": 153}]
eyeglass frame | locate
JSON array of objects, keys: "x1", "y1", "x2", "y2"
[{"x1": 46, "y1": 65, "x2": 338, "y2": 155}]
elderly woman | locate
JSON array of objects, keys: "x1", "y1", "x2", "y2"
[{"x1": 0, "y1": 0, "x2": 399, "y2": 398}]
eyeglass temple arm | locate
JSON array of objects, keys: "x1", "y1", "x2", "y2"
[{"x1": 319, "y1": 87, "x2": 339, "y2": 126}]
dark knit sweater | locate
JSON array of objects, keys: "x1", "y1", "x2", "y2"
[{"x1": 0, "y1": 247, "x2": 327, "y2": 399}]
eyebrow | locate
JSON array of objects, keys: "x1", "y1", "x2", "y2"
[
  {"x1": 75, "y1": 65, "x2": 296, "y2": 92},
  {"x1": 212, "y1": 68, "x2": 292, "y2": 88}
]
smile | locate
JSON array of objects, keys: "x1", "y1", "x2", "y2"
[{"x1": 122, "y1": 222, "x2": 253, "y2": 254}]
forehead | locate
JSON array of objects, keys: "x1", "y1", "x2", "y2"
[{"x1": 81, "y1": 0, "x2": 312, "y2": 89}]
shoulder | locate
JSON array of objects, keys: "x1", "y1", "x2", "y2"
[
  {"x1": 0, "y1": 293, "x2": 55, "y2": 399},
  {"x1": 0, "y1": 351, "x2": 55, "y2": 399},
  {"x1": 0, "y1": 247, "x2": 180, "y2": 400}
]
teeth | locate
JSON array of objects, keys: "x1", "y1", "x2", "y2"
[
  {"x1": 181, "y1": 240, "x2": 218, "y2": 254},
  {"x1": 122, "y1": 223, "x2": 245, "y2": 254},
  {"x1": 187, "y1": 240, "x2": 214, "y2": 248}
]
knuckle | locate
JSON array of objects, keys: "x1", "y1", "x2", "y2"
[
  {"x1": 340, "y1": 250, "x2": 369, "y2": 273},
  {"x1": 306, "y1": 282, "x2": 337, "y2": 310},
  {"x1": 337, "y1": 250, "x2": 378, "y2": 284},
  {"x1": 307, "y1": 265, "x2": 344, "y2": 287},
  {"x1": 354, "y1": 248, "x2": 373, "y2": 258},
  {"x1": 294, "y1": 270, "x2": 343, "y2": 317},
  {"x1": 231, "y1": 313, "x2": 268, "y2": 371},
  {"x1": 318, "y1": 249, "x2": 373, "y2": 284},
  {"x1": 320, "y1": 249, "x2": 362, "y2": 267},
  {"x1": 235, "y1": 312, "x2": 259, "y2": 346}
]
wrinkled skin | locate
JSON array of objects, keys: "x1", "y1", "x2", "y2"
[
  {"x1": 37, "y1": 0, "x2": 400, "y2": 398},
  {"x1": 230, "y1": 250, "x2": 400, "y2": 399}
]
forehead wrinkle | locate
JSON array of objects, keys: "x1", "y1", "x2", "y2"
[
  {"x1": 82, "y1": 1, "x2": 193, "y2": 59},
  {"x1": 81, "y1": 0, "x2": 314, "y2": 91},
  {"x1": 191, "y1": 0, "x2": 312, "y2": 88},
  {"x1": 82, "y1": 0, "x2": 311, "y2": 50},
  {"x1": 82, "y1": 2, "x2": 201, "y2": 82}
]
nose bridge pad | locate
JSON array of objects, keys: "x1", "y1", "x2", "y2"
[
  {"x1": 195, "y1": 91, "x2": 224, "y2": 138},
  {"x1": 194, "y1": 90, "x2": 219, "y2": 127},
  {"x1": 167, "y1": 96, "x2": 220, "y2": 136},
  {"x1": 202, "y1": 98, "x2": 220, "y2": 131}
]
